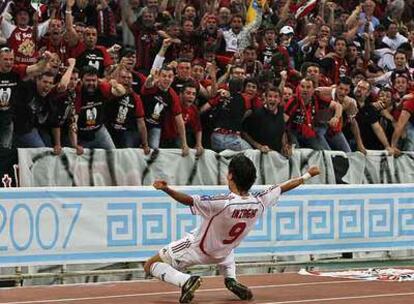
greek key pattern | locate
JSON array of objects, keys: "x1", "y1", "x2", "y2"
[
  {"x1": 2, "y1": 186, "x2": 413, "y2": 266},
  {"x1": 105, "y1": 197, "x2": 414, "y2": 249}
]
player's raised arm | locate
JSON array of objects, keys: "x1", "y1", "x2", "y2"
[
  {"x1": 280, "y1": 166, "x2": 320, "y2": 194},
  {"x1": 153, "y1": 180, "x2": 194, "y2": 206}
]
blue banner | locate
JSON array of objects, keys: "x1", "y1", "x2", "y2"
[{"x1": 0, "y1": 184, "x2": 413, "y2": 266}]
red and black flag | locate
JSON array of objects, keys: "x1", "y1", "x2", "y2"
[{"x1": 292, "y1": 0, "x2": 319, "y2": 19}]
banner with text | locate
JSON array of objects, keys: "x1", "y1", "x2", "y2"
[{"x1": 0, "y1": 184, "x2": 413, "y2": 266}]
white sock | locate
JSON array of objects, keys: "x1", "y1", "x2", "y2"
[
  {"x1": 219, "y1": 263, "x2": 236, "y2": 279},
  {"x1": 150, "y1": 262, "x2": 191, "y2": 288}
]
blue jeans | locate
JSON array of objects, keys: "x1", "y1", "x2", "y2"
[
  {"x1": 38, "y1": 127, "x2": 53, "y2": 147},
  {"x1": 14, "y1": 128, "x2": 46, "y2": 148},
  {"x1": 0, "y1": 119, "x2": 13, "y2": 148},
  {"x1": 108, "y1": 127, "x2": 141, "y2": 148},
  {"x1": 315, "y1": 126, "x2": 351, "y2": 152},
  {"x1": 403, "y1": 122, "x2": 414, "y2": 151},
  {"x1": 79, "y1": 126, "x2": 116, "y2": 150},
  {"x1": 148, "y1": 127, "x2": 161, "y2": 149},
  {"x1": 290, "y1": 129, "x2": 330, "y2": 150},
  {"x1": 211, "y1": 132, "x2": 252, "y2": 152}
]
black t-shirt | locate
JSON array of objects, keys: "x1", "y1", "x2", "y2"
[
  {"x1": 106, "y1": 93, "x2": 144, "y2": 131},
  {"x1": 243, "y1": 106, "x2": 286, "y2": 152},
  {"x1": 48, "y1": 90, "x2": 76, "y2": 128},
  {"x1": 141, "y1": 86, "x2": 181, "y2": 128},
  {"x1": 212, "y1": 93, "x2": 246, "y2": 131},
  {"x1": 13, "y1": 81, "x2": 53, "y2": 135},
  {"x1": 75, "y1": 47, "x2": 110, "y2": 78},
  {"x1": 75, "y1": 82, "x2": 112, "y2": 132},
  {"x1": 0, "y1": 65, "x2": 27, "y2": 121},
  {"x1": 355, "y1": 103, "x2": 383, "y2": 150}
]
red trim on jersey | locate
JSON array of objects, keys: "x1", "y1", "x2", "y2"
[
  {"x1": 256, "y1": 185, "x2": 280, "y2": 198},
  {"x1": 206, "y1": 194, "x2": 232, "y2": 201},
  {"x1": 198, "y1": 201, "x2": 264, "y2": 257}
]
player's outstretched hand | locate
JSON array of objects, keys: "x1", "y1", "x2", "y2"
[
  {"x1": 153, "y1": 179, "x2": 168, "y2": 190},
  {"x1": 308, "y1": 166, "x2": 320, "y2": 177}
]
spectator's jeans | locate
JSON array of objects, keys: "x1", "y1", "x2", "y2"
[
  {"x1": 79, "y1": 126, "x2": 116, "y2": 150},
  {"x1": 38, "y1": 127, "x2": 53, "y2": 147},
  {"x1": 108, "y1": 127, "x2": 141, "y2": 148},
  {"x1": 290, "y1": 129, "x2": 330, "y2": 150},
  {"x1": 403, "y1": 122, "x2": 414, "y2": 151},
  {"x1": 0, "y1": 120, "x2": 13, "y2": 148},
  {"x1": 148, "y1": 127, "x2": 161, "y2": 149},
  {"x1": 211, "y1": 132, "x2": 252, "y2": 152},
  {"x1": 315, "y1": 126, "x2": 352, "y2": 153},
  {"x1": 14, "y1": 128, "x2": 46, "y2": 148}
]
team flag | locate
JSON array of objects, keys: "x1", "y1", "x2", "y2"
[
  {"x1": 294, "y1": 0, "x2": 319, "y2": 19},
  {"x1": 246, "y1": 0, "x2": 267, "y2": 24}
]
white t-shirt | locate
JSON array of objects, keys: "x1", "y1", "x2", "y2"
[
  {"x1": 382, "y1": 34, "x2": 408, "y2": 51},
  {"x1": 222, "y1": 29, "x2": 240, "y2": 53},
  {"x1": 0, "y1": 18, "x2": 50, "y2": 40},
  {"x1": 189, "y1": 185, "x2": 281, "y2": 259}
]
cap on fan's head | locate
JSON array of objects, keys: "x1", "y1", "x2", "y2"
[{"x1": 279, "y1": 26, "x2": 294, "y2": 35}]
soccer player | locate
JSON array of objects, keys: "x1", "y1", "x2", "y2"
[{"x1": 144, "y1": 154, "x2": 320, "y2": 303}]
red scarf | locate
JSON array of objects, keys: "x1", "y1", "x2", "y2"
[{"x1": 294, "y1": 87, "x2": 316, "y2": 138}]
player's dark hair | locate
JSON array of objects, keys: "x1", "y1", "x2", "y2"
[
  {"x1": 230, "y1": 14, "x2": 244, "y2": 23},
  {"x1": 300, "y1": 61, "x2": 320, "y2": 76},
  {"x1": 160, "y1": 65, "x2": 174, "y2": 73},
  {"x1": 394, "y1": 49, "x2": 408, "y2": 60},
  {"x1": 81, "y1": 65, "x2": 99, "y2": 77},
  {"x1": 74, "y1": 21, "x2": 86, "y2": 27},
  {"x1": 180, "y1": 81, "x2": 197, "y2": 94},
  {"x1": 37, "y1": 71, "x2": 56, "y2": 81},
  {"x1": 265, "y1": 85, "x2": 280, "y2": 97},
  {"x1": 228, "y1": 154, "x2": 257, "y2": 193},
  {"x1": 243, "y1": 45, "x2": 257, "y2": 53},
  {"x1": 177, "y1": 57, "x2": 191, "y2": 65},
  {"x1": 339, "y1": 76, "x2": 352, "y2": 86},
  {"x1": 85, "y1": 25, "x2": 97, "y2": 32},
  {"x1": 182, "y1": 81, "x2": 197, "y2": 90},
  {"x1": 243, "y1": 77, "x2": 258, "y2": 90},
  {"x1": 334, "y1": 36, "x2": 347, "y2": 46}
]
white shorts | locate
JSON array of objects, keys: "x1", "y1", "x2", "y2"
[{"x1": 159, "y1": 235, "x2": 235, "y2": 275}]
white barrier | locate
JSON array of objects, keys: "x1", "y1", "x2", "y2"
[
  {"x1": 0, "y1": 184, "x2": 413, "y2": 266},
  {"x1": 17, "y1": 148, "x2": 414, "y2": 186}
]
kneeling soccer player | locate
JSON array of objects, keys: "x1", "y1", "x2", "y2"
[{"x1": 144, "y1": 154, "x2": 320, "y2": 303}]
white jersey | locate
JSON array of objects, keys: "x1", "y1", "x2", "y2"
[{"x1": 189, "y1": 185, "x2": 281, "y2": 259}]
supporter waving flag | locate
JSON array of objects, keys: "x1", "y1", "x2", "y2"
[
  {"x1": 294, "y1": 0, "x2": 319, "y2": 19},
  {"x1": 246, "y1": 0, "x2": 266, "y2": 24}
]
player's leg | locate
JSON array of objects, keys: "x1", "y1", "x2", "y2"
[
  {"x1": 144, "y1": 253, "x2": 191, "y2": 287},
  {"x1": 143, "y1": 241, "x2": 202, "y2": 303},
  {"x1": 218, "y1": 251, "x2": 253, "y2": 301}
]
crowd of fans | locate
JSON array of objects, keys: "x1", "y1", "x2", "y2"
[{"x1": 0, "y1": 0, "x2": 413, "y2": 157}]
